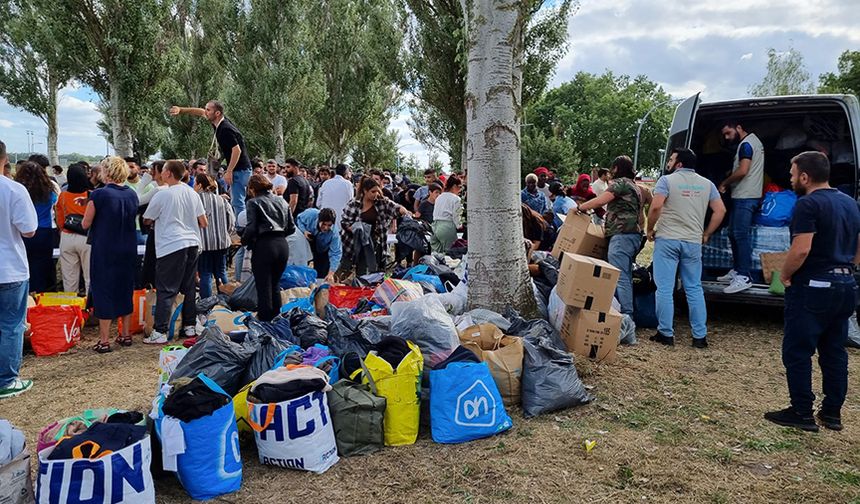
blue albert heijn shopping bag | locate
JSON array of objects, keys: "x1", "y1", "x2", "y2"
[
  {"x1": 156, "y1": 374, "x2": 242, "y2": 500},
  {"x1": 429, "y1": 361, "x2": 513, "y2": 444}
]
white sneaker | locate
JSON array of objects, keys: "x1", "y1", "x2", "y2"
[
  {"x1": 724, "y1": 275, "x2": 752, "y2": 294},
  {"x1": 717, "y1": 269, "x2": 737, "y2": 283},
  {"x1": 143, "y1": 331, "x2": 168, "y2": 345}
]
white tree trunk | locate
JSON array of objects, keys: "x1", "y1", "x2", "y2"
[
  {"x1": 273, "y1": 113, "x2": 285, "y2": 163},
  {"x1": 461, "y1": 0, "x2": 535, "y2": 315},
  {"x1": 108, "y1": 77, "x2": 133, "y2": 158},
  {"x1": 460, "y1": 133, "x2": 468, "y2": 173},
  {"x1": 46, "y1": 78, "x2": 60, "y2": 166}
]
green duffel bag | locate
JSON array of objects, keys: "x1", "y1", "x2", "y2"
[{"x1": 327, "y1": 363, "x2": 386, "y2": 457}]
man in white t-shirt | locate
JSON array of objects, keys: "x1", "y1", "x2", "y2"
[
  {"x1": 591, "y1": 168, "x2": 610, "y2": 196},
  {"x1": 143, "y1": 159, "x2": 208, "y2": 344},
  {"x1": 0, "y1": 140, "x2": 38, "y2": 398},
  {"x1": 265, "y1": 159, "x2": 288, "y2": 196},
  {"x1": 316, "y1": 163, "x2": 354, "y2": 229}
]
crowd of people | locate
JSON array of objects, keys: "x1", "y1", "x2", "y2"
[{"x1": 0, "y1": 102, "x2": 857, "y2": 434}]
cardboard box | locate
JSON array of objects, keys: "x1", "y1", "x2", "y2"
[
  {"x1": 556, "y1": 252, "x2": 620, "y2": 312},
  {"x1": 552, "y1": 211, "x2": 607, "y2": 260},
  {"x1": 561, "y1": 306, "x2": 621, "y2": 364}
]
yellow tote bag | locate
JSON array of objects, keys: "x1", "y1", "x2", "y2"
[
  {"x1": 233, "y1": 382, "x2": 254, "y2": 434},
  {"x1": 362, "y1": 340, "x2": 423, "y2": 446},
  {"x1": 36, "y1": 292, "x2": 87, "y2": 309}
]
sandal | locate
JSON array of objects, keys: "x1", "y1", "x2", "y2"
[
  {"x1": 93, "y1": 342, "x2": 112, "y2": 353},
  {"x1": 115, "y1": 335, "x2": 133, "y2": 347}
]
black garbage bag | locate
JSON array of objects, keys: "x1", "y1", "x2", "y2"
[
  {"x1": 632, "y1": 263, "x2": 657, "y2": 295},
  {"x1": 356, "y1": 316, "x2": 389, "y2": 347},
  {"x1": 396, "y1": 217, "x2": 430, "y2": 256},
  {"x1": 286, "y1": 307, "x2": 328, "y2": 348},
  {"x1": 505, "y1": 307, "x2": 566, "y2": 354},
  {"x1": 241, "y1": 318, "x2": 291, "y2": 387},
  {"x1": 228, "y1": 277, "x2": 257, "y2": 312},
  {"x1": 256, "y1": 314, "x2": 298, "y2": 345},
  {"x1": 423, "y1": 263, "x2": 460, "y2": 290},
  {"x1": 170, "y1": 326, "x2": 256, "y2": 396},
  {"x1": 325, "y1": 304, "x2": 374, "y2": 357},
  {"x1": 538, "y1": 256, "x2": 560, "y2": 286},
  {"x1": 196, "y1": 295, "x2": 222, "y2": 314},
  {"x1": 521, "y1": 332, "x2": 593, "y2": 417}
]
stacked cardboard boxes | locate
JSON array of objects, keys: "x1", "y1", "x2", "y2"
[
  {"x1": 556, "y1": 252, "x2": 622, "y2": 363},
  {"x1": 552, "y1": 211, "x2": 608, "y2": 260}
]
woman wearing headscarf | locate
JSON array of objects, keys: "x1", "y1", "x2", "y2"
[
  {"x1": 55, "y1": 164, "x2": 92, "y2": 293},
  {"x1": 81, "y1": 157, "x2": 139, "y2": 352},
  {"x1": 14, "y1": 161, "x2": 58, "y2": 292},
  {"x1": 568, "y1": 173, "x2": 597, "y2": 204}
]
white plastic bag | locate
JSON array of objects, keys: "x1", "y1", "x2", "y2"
[
  {"x1": 548, "y1": 286, "x2": 564, "y2": 332},
  {"x1": 620, "y1": 314, "x2": 638, "y2": 345},
  {"x1": 848, "y1": 312, "x2": 860, "y2": 348},
  {"x1": 432, "y1": 281, "x2": 467, "y2": 316},
  {"x1": 391, "y1": 296, "x2": 459, "y2": 367},
  {"x1": 157, "y1": 345, "x2": 190, "y2": 392}
]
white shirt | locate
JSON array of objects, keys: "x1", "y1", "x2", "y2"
[
  {"x1": 591, "y1": 178, "x2": 608, "y2": 197},
  {"x1": 0, "y1": 177, "x2": 38, "y2": 283},
  {"x1": 433, "y1": 192, "x2": 462, "y2": 228},
  {"x1": 266, "y1": 173, "x2": 288, "y2": 192},
  {"x1": 537, "y1": 184, "x2": 552, "y2": 201},
  {"x1": 316, "y1": 175, "x2": 354, "y2": 228},
  {"x1": 143, "y1": 183, "x2": 205, "y2": 258}
]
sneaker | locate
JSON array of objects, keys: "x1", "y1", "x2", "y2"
[
  {"x1": 816, "y1": 410, "x2": 843, "y2": 431},
  {"x1": 692, "y1": 337, "x2": 709, "y2": 349},
  {"x1": 184, "y1": 325, "x2": 197, "y2": 338},
  {"x1": 649, "y1": 332, "x2": 675, "y2": 346},
  {"x1": 0, "y1": 379, "x2": 34, "y2": 399},
  {"x1": 764, "y1": 407, "x2": 819, "y2": 432},
  {"x1": 717, "y1": 269, "x2": 737, "y2": 283},
  {"x1": 143, "y1": 330, "x2": 168, "y2": 345},
  {"x1": 724, "y1": 275, "x2": 752, "y2": 294}
]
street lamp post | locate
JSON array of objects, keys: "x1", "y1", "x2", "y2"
[{"x1": 633, "y1": 99, "x2": 679, "y2": 173}]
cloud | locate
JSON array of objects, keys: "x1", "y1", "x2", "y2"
[
  {"x1": 740, "y1": 52, "x2": 753, "y2": 61},
  {"x1": 0, "y1": 119, "x2": 13, "y2": 128}
]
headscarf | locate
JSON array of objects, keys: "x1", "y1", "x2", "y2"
[
  {"x1": 65, "y1": 164, "x2": 90, "y2": 194},
  {"x1": 568, "y1": 173, "x2": 596, "y2": 200}
]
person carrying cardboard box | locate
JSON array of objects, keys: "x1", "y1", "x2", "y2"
[{"x1": 647, "y1": 148, "x2": 726, "y2": 348}]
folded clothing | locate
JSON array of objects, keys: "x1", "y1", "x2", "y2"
[
  {"x1": 0, "y1": 419, "x2": 26, "y2": 466},
  {"x1": 162, "y1": 377, "x2": 230, "y2": 423},
  {"x1": 373, "y1": 336, "x2": 411, "y2": 369},
  {"x1": 106, "y1": 411, "x2": 145, "y2": 425},
  {"x1": 302, "y1": 344, "x2": 332, "y2": 366},
  {"x1": 48, "y1": 422, "x2": 147, "y2": 460},
  {"x1": 249, "y1": 379, "x2": 328, "y2": 403}
]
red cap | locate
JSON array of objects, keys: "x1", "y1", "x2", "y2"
[{"x1": 534, "y1": 166, "x2": 549, "y2": 176}]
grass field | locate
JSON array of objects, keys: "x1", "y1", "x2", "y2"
[{"x1": 5, "y1": 302, "x2": 860, "y2": 504}]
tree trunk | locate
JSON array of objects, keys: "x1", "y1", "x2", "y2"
[
  {"x1": 461, "y1": 0, "x2": 536, "y2": 315},
  {"x1": 46, "y1": 79, "x2": 60, "y2": 166},
  {"x1": 108, "y1": 77, "x2": 133, "y2": 158},
  {"x1": 273, "y1": 112, "x2": 285, "y2": 163},
  {"x1": 460, "y1": 133, "x2": 468, "y2": 173}
]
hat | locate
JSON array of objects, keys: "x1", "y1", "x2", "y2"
[{"x1": 534, "y1": 166, "x2": 549, "y2": 176}]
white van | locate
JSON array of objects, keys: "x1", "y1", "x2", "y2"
[{"x1": 665, "y1": 93, "x2": 860, "y2": 305}]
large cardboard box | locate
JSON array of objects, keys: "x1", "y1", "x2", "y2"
[
  {"x1": 556, "y1": 252, "x2": 620, "y2": 312},
  {"x1": 552, "y1": 211, "x2": 607, "y2": 260},
  {"x1": 561, "y1": 306, "x2": 621, "y2": 364}
]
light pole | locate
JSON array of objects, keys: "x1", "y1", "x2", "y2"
[{"x1": 633, "y1": 99, "x2": 679, "y2": 172}]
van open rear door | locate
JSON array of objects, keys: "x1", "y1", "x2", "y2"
[{"x1": 665, "y1": 93, "x2": 701, "y2": 156}]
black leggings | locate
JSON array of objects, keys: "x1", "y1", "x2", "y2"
[
  {"x1": 252, "y1": 234, "x2": 289, "y2": 321},
  {"x1": 23, "y1": 227, "x2": 56, "y2": 292}
]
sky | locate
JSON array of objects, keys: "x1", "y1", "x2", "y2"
[{"x1": 2, "y1": 0, "x2": 859, "y2": 166}]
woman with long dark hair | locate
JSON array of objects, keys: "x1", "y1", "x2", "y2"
[
  {"x1": 195, "y1": 173, "x2": 235, "y2": 298},
  {"x1": 55, "y1": 164, "x2": 92, "y2": 294},
  {"x1": 14, "y1": 161, "x2": 58, "y2": 292},
  {"x1": 242, "y1": 174, "x2": 293, "y2": 321},
  {"x1": 340, "y1": 177, "x2": 409, "y2": 276}
]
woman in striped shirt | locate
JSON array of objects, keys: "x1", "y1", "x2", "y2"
[{"x1": 194, "y1": 173, "x2": 235, "y2": 298}]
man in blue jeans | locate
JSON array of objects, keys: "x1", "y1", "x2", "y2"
[
  {"x1": 169, "y1": 101, "x2": 252, "y2": 216},
  {"x1": 647, "y1": 148, "x2": 726, "y2": 348},
  {"x1": 718, "y1": 119, "x2": 764, "y2": 294},
  {"x1": 765, "y1": 151, "x2": 860, "y2": 432},
  {"x1": 577, "y1": 155, "x2": 652, "y2": 316},
  {"x1": 0, "y1": 139, "x2": 38, "y2": 398}
]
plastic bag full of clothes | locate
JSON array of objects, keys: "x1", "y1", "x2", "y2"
[
  {"x1": 390, "y1": 296, "x2": 459, "y2": 367},
  {"x1": 169, "y1": 326, "x2": 256, "y2": 396},
  {"x1": 520, "y1": 331, "x2": 593, "y2": 418},
  {"x1": 505, "y1": 307, "x2": 566, "y2": 354},
  {"x1": 324, "y1": 305, "x2": 376, "y2": 358},
  {"x1": 286, "y1": 307, "x2": 328, "y2": 348},
  {"x1": 228, "y1": 277, "x2": 258, "y2": 312},
  {"x1": 241, "y1": 318, "x2": 291, "y2": 387}
]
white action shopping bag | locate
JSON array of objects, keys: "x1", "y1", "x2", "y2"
[{"x1": 36, "y1": 435, "x2": 155, "y2": 504}]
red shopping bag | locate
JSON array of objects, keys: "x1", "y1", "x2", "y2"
[
  {"x1": 27, "y1": 305, "x2": 84, "y2": 356},
  {"x1": 328, "y1": 286, "x2": 375, "y2": 310},
  {"x1": 117, "y1": 289, "x2": 147, "y2": 334}
]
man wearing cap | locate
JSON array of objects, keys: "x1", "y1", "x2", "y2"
[
  {"x1": 534, "y1": 167, "x2": 552, "y2": 200},
  {"x1": 265, "y1": 159, "x2": 288, "y2": 195}
]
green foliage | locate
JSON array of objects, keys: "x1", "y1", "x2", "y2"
[
  {"x1": 819, "y1": 50, "x2": 860, "y2": 96},
  {"x1": 351, "y1": 121, "x2": 400, "y2": 171},
  {"x1": 526, "y1": 71, "x2": 672, "y2": 181},
  {"x1": 749, "y1": 47, "x2": 816, "y2": 97}
]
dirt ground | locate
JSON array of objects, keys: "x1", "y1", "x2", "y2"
[{"x1": 2, "y1": 304, "x2": 859, "y2": 504}]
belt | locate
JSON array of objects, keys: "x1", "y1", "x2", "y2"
[{"x1": 828, "y1": 267, "x2": 854, "y2": 275}]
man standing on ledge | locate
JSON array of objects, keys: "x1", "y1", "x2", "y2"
[
  {"x1": 765, "y1": 151, "x2": 860, "y2": 432},
  {"x1": 169, "y1": 101, "x2": 252, "y2": 215}
]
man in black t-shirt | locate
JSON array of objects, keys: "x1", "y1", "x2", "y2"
[
  {"x1": 285, "y1": 157, "x2": 313, "y2": 218},
  {"x1": 765, "y1": 151, "x2": 860, "y2": 433},
  {"x1": 169, "y1": 101, "x2": 252, "y2": 215}
]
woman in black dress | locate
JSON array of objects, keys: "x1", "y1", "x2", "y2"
[{"x1": 82, "y1": 157, "x2": 139, "y2": 353}]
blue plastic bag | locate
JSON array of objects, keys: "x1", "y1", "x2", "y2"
[
  {"x1": 156, "y1": 374, "x2": 243, "y2": 500},
  {"x1": 754, "y1": 190, "x2": 797, "y2": 227},
  {"x1": 633, "y1": 292, "x2": 657, "y2": 329},
  {"x1": 404, "y1": 266, "x2": 446, "y2": 293},
  {"x1": 429, "y1": 362, "x2": 513, "y2": 444},
  {"x1": 280, "y1": 265, "x2": 318, "y2": 289}
]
